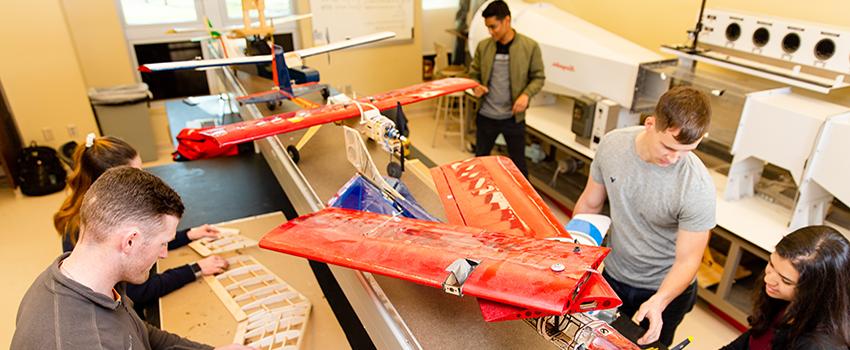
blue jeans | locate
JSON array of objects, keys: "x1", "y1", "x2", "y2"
[{"x1": 603, "y1": 270, "x2": 698, "y2": 347}]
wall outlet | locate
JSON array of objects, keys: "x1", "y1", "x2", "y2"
[
  {"x1": 67, "y1": 124, "x2": 78, "y2": 137},
  {"x1": 42, "y1": 128, "x2": 54, "y2": 142}
]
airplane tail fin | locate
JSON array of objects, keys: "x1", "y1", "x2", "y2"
[
  {"x1": 272, "y1": 45, "x2": 293, "y2": 96},
  {"x1": 394, "y1": 102, "x2": 409, "y2": 138}
]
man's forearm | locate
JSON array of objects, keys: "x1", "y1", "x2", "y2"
[
  {"x1": 573, "y1": 202, "x2": 600, "y2": 215},
  {"x1": 574, "y1": 194, "x2": 603, "y2": 215},
  {"x1": 522, "y1": 77, "x2": 544, "y2": 99},
  {"x1": 651, "y1": 257, "x2": 701, "y2": 305},
  {"x1": 652, "y1": 229, "x2": 709, "y2": 304}
]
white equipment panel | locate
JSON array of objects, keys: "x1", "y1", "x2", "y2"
[
  {"x1": 726, "y1": 87, "x2": 850, "y2": 229},
  {"x1": 699, "y1": 8, "x2": 850, "y2": 75},
  {"x1": 792, "y1": 114, "x2": 850, "y2": 229}
]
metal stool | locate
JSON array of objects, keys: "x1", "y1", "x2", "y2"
[{"x1": 432, "y1": 91, "x2": 467, "y2": 149}]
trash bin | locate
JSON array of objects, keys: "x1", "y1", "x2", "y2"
[{"x1": 88, "y1": 83, "x2": 157, "y2": 162}]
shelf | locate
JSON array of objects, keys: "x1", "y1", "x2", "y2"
[{"x1": 524, "y1": 98, "x2": 596, "y2": 159}]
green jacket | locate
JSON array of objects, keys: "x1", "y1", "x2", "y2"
[{"x1": 469, "y1": 31, "x2": 545, "y2": 123}]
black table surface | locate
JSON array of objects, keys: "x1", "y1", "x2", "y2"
[{"x1": 147, "y1": 153, "x2": 296, "y2": 231}]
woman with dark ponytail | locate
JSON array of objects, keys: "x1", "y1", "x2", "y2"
[
  {"x1": 722, "y1": 225, "x2": 850, "y2": 349},
  {"x1": 53, "y1": 134, "x2": 229, "y2": 320},
  {"x1": 54, "y1": 135, "x2": 140, "y2": 247}
]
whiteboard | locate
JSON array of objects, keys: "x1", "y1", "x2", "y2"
[{"x1": 309, "y1": 0, "x2": 414, "y2": 44}]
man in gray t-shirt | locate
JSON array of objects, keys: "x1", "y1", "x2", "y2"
[
  {"x1": 12, "y1": 168, "x2": 249, "y2": 350},
  {"x1": 574, "y1": 86, "x2": 716, "y2": 347}
]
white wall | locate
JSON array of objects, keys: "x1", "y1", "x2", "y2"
[
  {"x1": 296, "y1": 0, "x2": 424, "y2": 95},
  {"x1": 421, "y1": 6, "x2": 459, "y2": 56},
  {"x1": 0, "y1": 1, "x2": 99, "y2": 149}
]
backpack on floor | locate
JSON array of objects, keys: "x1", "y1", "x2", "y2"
[{"x1": 17, "y1": 143, "x2": 67, "y2": 196}]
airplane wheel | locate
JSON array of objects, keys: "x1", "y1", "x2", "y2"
[
  {"x1": 286, "y1": 145, "x2": 300, "y2": 164},
  {"x1": 267, "y1": 100, "x2": 277, "y2": 111},
  {"x1": 387, "y1": 161, "x2": 403, "y2": 179},
  {"x1": 321, "y1": 87, "x2": 331, "y2": 100}
]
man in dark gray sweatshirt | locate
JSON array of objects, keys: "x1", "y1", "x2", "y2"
[{"x1": 12, "y1": 167, "x2": 251, "y2": 350}]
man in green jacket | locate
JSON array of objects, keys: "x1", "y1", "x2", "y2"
[{"x1": 469, "y1": 0, "x2": 545, "y2": 177}]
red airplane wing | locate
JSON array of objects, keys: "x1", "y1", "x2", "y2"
[
  {"x1": 431, "y1": 156, "x2": 571, "y2": 239},
  {"x1": 431, "y1": 156, "x2": 621, "y2": 321},
  {"x1": 201, "y1": 78, "x2": 479, "y2": 146},
  {"x1": 478, "y1": 272, "x2": 621, "y2": 321},
  {"x1": 260, "y1": 207, "x2": 610, "y2": 315}
]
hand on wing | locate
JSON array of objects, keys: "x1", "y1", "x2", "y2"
[
  {"x1": 473, "y1": 85, "x2": 489, "y2": 97},
  {"x1": 512, "y1": 94, "x2": 530, "y2": 114},
  {"x1": 633, "y1": 295, "x2": 667, "y2": 345},
  {"x1": 197, "y1": 255, "x2": 229, "y2": 276},
  {"x1": 187, "y1": 224, "x2": 221, "y2": 240}
]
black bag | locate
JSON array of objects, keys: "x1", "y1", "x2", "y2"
[{"x1": 17, "y1": 143, "x2": 67, "y2": 196}]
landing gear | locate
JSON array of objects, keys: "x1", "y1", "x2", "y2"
[
  {"x1": 286, "y1": 145, "x2": 300, "y2": 164},
  {"x1": 387, "y1": 161, "x2": 403, "y2": 179},
  {"x1": 321, "y1": 87, "x2": 331, "y2": 101},
  {"x1": 266, "y1": 100, "x2": 282, "y2": 111}
]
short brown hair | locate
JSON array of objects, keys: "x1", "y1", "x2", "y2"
[
  {"x1": 79, "y1": 167, "x2": 184, "y2": 243},
  {"x1": 654, "y1": 86, "x2": 711, "y2": 145}
]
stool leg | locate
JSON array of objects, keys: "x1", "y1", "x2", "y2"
[
  {"x1": 432, "y1": 96, "x2": 444, "y2": 147},
  {"x1": 459, "y1": 96, "x2": 466, "y2": 150},
  {"x1": 433, "y1": 94, "x2": 442, "y2": 119},
  {"x1": 445, "y1": 96, "x2": 457, "y2": 141}
]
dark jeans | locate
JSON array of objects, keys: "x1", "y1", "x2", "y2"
[
  {"x1": 474, "y1": 113, "x2": 527, "y2": 177},
  {"x1": 603, "y1": 270, "x2": 698, "y2": 347}
]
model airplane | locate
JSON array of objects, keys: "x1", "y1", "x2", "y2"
[
  {"x1": 432, "y1": 156, "x2": 619, "y2": 321},
  {"x1": 322, "y1": 126, "x2": 638, "y2": 349},
  {"x1": 193, "y1": 77, "x2": 477, "y2": 177},
  {"x1": 195, "y1": 78, "x2": 477, "y2": 146},
  {"x1": 431, "y1": 156, "x2": 637, "y2": 349},
  {"x1": 139, "y1": 31, "x2": 396, "y2": 110},
  {"x1": 258, "y1": 156, "x2": 638, "y2": 349},
  {"x1": 262, "y1": 207, "x2": 610, "y2": 314}
]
